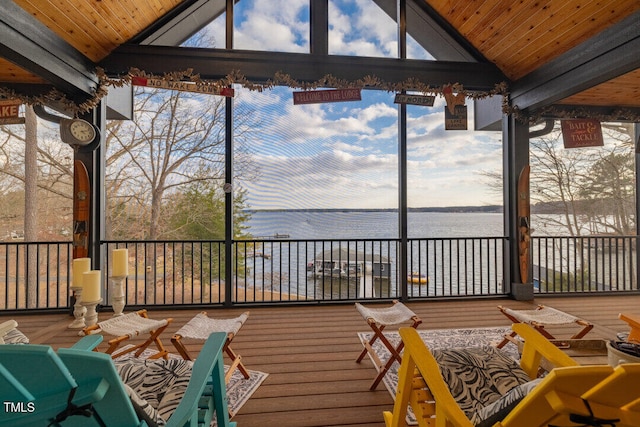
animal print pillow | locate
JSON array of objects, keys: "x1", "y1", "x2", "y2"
[
  {"x1": 431, "y1": 346, "x2": 532, "y2": 424},
  {"x1": 115, "y1": 358, "x2": 194, "y2": 425}
]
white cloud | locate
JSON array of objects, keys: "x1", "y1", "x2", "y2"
[
  {"x1": 328, "y1": 0, "x2": 397, "y2": 57},
  {"x1": 188, "y1": 2, "x2": 504, "y2": 209}
]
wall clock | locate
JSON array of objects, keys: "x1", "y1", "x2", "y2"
[{"x1": 60, "y1": 118, "x2": 97, "y2": 146}]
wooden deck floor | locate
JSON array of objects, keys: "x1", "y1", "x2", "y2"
[{"x1": 5, "y1": 294, "x2": 640, "y2": 427}]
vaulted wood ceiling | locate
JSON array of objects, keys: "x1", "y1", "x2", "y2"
[{"x1": 1, "y1": 0, "x2": 639, "y2": 117}]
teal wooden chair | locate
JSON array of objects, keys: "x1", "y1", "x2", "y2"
[
  {"x1": 0, "y1": 335, "x2": 103, "y2": 426},
  {"x1": 0, "y1": 332, "x2": 236, "y2": 427}
]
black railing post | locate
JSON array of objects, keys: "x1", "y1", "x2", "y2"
[
  {"x1": 503, "y1": 114, "x2": 533, "y2": 300},
  {"x1": 223, "y1": 0, "x2": 234, "y2": 307},
  {"x1": 397, "y1": 0, "x2": 408, "y2": 302}
]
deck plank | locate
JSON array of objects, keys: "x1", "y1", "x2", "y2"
[{"x1": 3, "y1": 294, "x2": 640, "y2": 427}]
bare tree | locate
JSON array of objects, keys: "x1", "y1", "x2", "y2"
[
  {"x1": 106, "y1": 87, "x2": 229, "y2": 239},
  {"x1": 530, "y1": 123, "x2": 634, "y2": 236}
]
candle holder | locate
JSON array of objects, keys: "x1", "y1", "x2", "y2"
[
  {"x1": 110, "y1": 275, "x2": 126, "y2": 317},
  {"x1": 79, "y1": 298, "x2": 102, "y2": 334},
  {"x1": 67, "y1": 286, "x2": 87, "y2": 329}
]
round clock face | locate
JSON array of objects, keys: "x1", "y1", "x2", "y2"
[{"x1": 69, "y1": 119, "x2": 96, "y2": 143}]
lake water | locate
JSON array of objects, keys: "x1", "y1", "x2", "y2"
[
  {"x1": 240, "y1": 211, "x2": 629, "y2": 299},
  {"x1": 246, "y1": 210, "x2": 505, "y2": 239},
  {"x1": 241, "y1": 210, "x2": 509, "y2": 299}
]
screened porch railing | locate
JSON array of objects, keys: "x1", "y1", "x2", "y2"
[{"x1": 0, "y1": 235, "x2": 638, "y2": 311}]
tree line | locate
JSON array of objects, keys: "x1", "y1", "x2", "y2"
[{"x1": 0, "y1": 87, "x2": 259, "y2": 242}]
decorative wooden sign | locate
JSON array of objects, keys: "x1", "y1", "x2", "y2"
[
  {"x1": 561, "y1": 119, "x2": 603, "y2": 148},
  {"x1": 394, "y1": 94, "x2": 435, "y2": 106},
  {"x1": 292, "y1": 89, "x2": 361, "y2": 105},
  {"x1": 131, "y1": 76, "x2": 234, "y2": 97},
  {"x1": 0, "y1": 99, "x2": 24, "y2": 124},
  {"x1": 442, "y1": 84, "x2": 466, "y2": 114},
  {"x1": 444, "y1": 105, "x2": 467, "y2": 130}
]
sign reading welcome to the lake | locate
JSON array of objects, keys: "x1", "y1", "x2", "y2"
[
  {"x1": 561, "y1": 119, "x2": 604, "y2": 148},
  {"x1": 292, "y1": 89, "x2": 361, "y2": 105},
  {"x1": 131, "y1": 76, "x2": 235, "y2": 97}
]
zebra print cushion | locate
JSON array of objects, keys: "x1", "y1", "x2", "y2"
[
  {"x1": 432, "y1": 346, "x2": 531, "y2": 425},
  {"x1": 472, "y1": 378, "x2": 542, "y2": 427},
  {"x1": 4, "y1": 328, "x2": 29, "y2": 344},
  {"x1": 122, "y1": 383, "x2": 162, "y2": 426},
  {"x1": 115, "y1": 358, "x2": 194, "y2": 425}
]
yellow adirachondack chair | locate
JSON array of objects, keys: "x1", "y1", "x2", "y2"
[{"x1": 384, "y1": 323, "x2": 640, "y2": 427}]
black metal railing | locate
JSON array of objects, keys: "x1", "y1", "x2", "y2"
[
  {"x1": 407, "y1": 237, "x2": 506, "y2": 298},
  {"x1": 1, "y1": 235, "x2": 638, "y2": 312},
  {"x1": 532, "y1": 235, "x2": 639, "y2": 293},
  {"x1": 0, "y1": 241, "x2": 72, "y2": 310}
]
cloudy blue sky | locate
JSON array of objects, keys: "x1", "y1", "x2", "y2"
[{"x1": 197, "y1": 0, "x2": 503, "y2": 210}]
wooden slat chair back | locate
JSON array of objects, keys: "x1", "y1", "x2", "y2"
[
  {"x1": 383, "y1": 323, "x2": 589, "y2": 427},
  {"x1": 0, "y1": 333, "x2": 236, "y2": 427},
  {"x1": 0, "y1": 335, "x2": 103, "y2": 426}
]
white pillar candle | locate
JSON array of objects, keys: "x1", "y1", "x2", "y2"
[
  {"x1": 112, "y1": 248, "x2": 129, "y2": 277},
  {"x1": 72, "y1": 258, "x2": 91, "y2": 288},
  {"x1": 83, "y1": 270, "x2": 102, "y2": 302}
]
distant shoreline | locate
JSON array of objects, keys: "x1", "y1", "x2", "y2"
[{"x1": 245, "y1": 205, "x2": 504, "y2": 214}]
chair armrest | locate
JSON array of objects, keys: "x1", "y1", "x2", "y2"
[
  {"x1": 166, "y1": 332, "x2": 236, "y2": 427},
  {"x1": 70, "y1": 334, "x2": 104, "y2": 351},
  {"x1": 513, "y1": 323, "x2": 579, "y2": 378},
  {"x1": 619, "y1": 313, "x2": 640, "y2": 342},
  {"x1": 383, "y1": 327, "x2": 473, "y2": 427}
]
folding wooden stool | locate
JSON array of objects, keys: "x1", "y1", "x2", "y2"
[
  {"x1": 172, "y1": 311, "x2": 250, "y2": 384},
  {"x1": 496, "y1": 304, "x2": 593, "y2": 349},
  {"x1": 355, "y1": 300, "x2": 422, "y2": 390},
  {"x1": 83, "y1": 309, "x2": 172, "y2": 359}
]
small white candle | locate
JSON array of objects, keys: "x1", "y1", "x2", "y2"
[
  {"x1": 83, "y1": 270, "x2": 102, "y2": 302},
  {"x1": 112, "y1": 248, "x2": 129, "y2": 277},
  {"x1": 72, "y1": 258, "x2": 91, "y2": 288}
]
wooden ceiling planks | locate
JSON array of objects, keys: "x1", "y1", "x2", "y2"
[
  {"x1": 558, "y1": 70, "x2": 640, "y2": 108},
  {"x1": 0, "y1": 59, "x2": 44, "y2": 84},
  {"x1": 1, "y1": 0, "x2": 639, "y2": 112},
  {"x1": 15, "y1": 0, "x2": 114, "y2": 60},
  {"x1": 12, "y1": 0, "x2": 183, "y2": 61},
  {"x1": 427, "y1": 0, "x2": 640, "y2": 80},
  {"x1": 503, "y1": 0, "x2": 640, "y2": 79}
]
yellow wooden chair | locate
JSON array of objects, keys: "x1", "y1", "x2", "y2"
[
  {"x1": 497, "y1": 362, "x2": 640, "y2": 427},
  {"x1": 383, "y1": 323, "x2": 639, "y2": 427},
  {"x1": 618, "y1": 313, "x2": 640, "y2": 342}
]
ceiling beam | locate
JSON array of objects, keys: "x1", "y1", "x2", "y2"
[
  {"x1": 100, "y1": 45, "x2": 506, "y2": 91},
  {"x1": 510, "y1": 10, "x2": 640, "y2": 112},
  {"x1": 543, "y1": 104, "x2": 640, "y2": 122},
  {"x1": 132, "y1": 0, "x2": 226, "y2": 46},
  {"x1": 0, "y1": 2, "x2": 98, "y2": 102},
  {"x1": 375, "y1": 0, "x2": 484, "y2": 62}
]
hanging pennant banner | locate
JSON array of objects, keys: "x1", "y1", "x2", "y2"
[
  {"x1": 394, "y1": 94, "x2": 435, "y2": 106},
  {"x1": 293, "y1": 88, "x2": 361, "y2": 105},
  {"x1": 561, "y1": 119, "x2": 604, "y2": 148},
  {"x1": 131, "y1": 76, "x2": 234, "y2": 97},
  {"x1": 445, "y1": 105, "x2": 467, "y2": 130}
]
